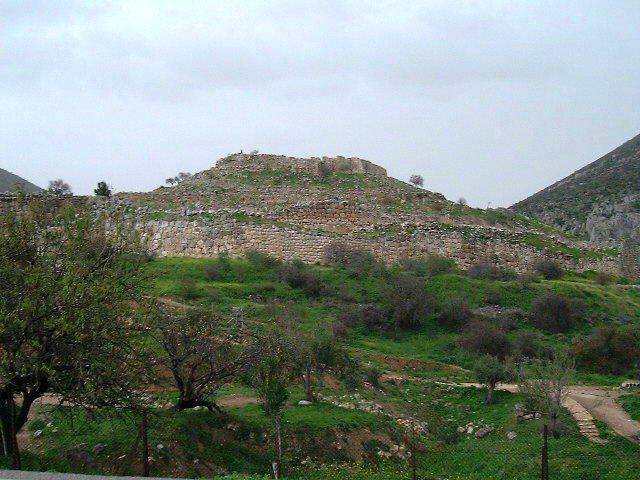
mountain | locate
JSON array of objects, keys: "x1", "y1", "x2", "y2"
[
  {"x1": 511, "y1": 133, "x2": 640, "y2": 245},
  {"x1": 0, "y1": 167, "x2": 42, "y2": 193}
]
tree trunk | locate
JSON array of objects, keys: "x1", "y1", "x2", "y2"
[
  {"x1": 273, "y1": 416, "x2": 283, "y2": 479},
  {"x1": 8, "y1": 396, "x2": 21, "y2": 469},
  {"x1": 485, "y1": 383, "x2": 495, "y2": 405},
  {"x1": 550, "y1": 412, "x2": 560, "y2": 438},
  {"x1": 141, "y1": 410, "x2": 149, "y2": 477}
]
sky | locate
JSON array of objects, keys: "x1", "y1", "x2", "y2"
[{"x1": 1, "y1": 1, "x2": 639, "y2": 207}]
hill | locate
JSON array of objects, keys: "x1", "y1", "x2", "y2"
[
  {"x1": 0, "y1": 167, "x2": 42, "y2": 193},
  {"x1": 511, "y1": 133, "x2": 640, "y2": 245},
  {"x1": 110, "y1": 152, "x2": 619, "y2": 275}
]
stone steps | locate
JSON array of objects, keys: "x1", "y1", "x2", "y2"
[{"x1": 563, "y1": 397, "x2": 608, "y2": 444}]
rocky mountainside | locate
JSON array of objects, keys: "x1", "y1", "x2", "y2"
[
  {"x1": 511, "y1": 133, "x2": 640, "y2": 246},
  {"x1": 0, "y1": 167, "x2": 42, "y2": 193}
]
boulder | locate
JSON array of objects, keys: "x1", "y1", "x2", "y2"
[
  {"x1": 507, "y1": 431, "x2": 517, "y2": 440},
  {"x1": 475, "y1": 425, "x2": 495, "y2": 438}
]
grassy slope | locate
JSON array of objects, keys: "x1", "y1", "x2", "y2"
[{"x1": 12, "y1": 256, "x2": 640, "y2": 479}]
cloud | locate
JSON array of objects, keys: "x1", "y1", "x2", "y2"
[{"x1": 1, "y1": 1, "x2": 639, "y2": 207}]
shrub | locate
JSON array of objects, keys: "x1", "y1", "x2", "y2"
[
  {"x1": 534, "y1": 259, "x2": 563, "y2": 280},
  {"x1": 459, "y1": 320, "x2": 511, "y2": 360},
  {"x1": 432, "y1": 421, "x2": 461, "y2": 445},
  {"x1": 323, "y1": 242, "x2": 381, "y2": 278},
  {"x1": 531, "y1": 293, "x2": 586, "y2": 333},
  {"x1": 483, "y1": 287, "x2": 503, "y2": 306},
  {"x1": 244, "y1": 249, "x2": 280, "y2": 270},
  {"x1": 177, "y1": 278, "x2": 199, "y2": 299},
  {"x1": 385, "y1": 274, "x2": 435, "y2": 332},
  {"x1": 399, "y1": 254, "x2": 455, "y2": 277},
  {"x1": 318, "y1": 162, "x2": 333, "y2": 179},
  {"x1": 575, "y1": 325, "x2": 640, "y2": 374},
  {"x1": 467, "y1": 262, "x2": 517, "y2": 281},
  {"x1": 512, "y1": 330, "x2": 549, "y2": 360},
  {"x1": 332, "y1": 321, "x2": 349, "y2": 339},
  {"x1": 364, "y1": 366, "x2": 382, "y2": 388},
  {"x1": 595, "y1": 271, "x2": 612, "y2": 286},
  {"x1": 439, "y1": 297, "x2": 474, "y2": 330},
  {"x1": 338, "y1": 304, "x2": 389, "y2": 332},
  {"x1": 276, "y1": 260, "x2": 325, "y2": 297}
]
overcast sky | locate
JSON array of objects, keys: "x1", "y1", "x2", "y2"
[{"x1": 2, "y1": 1, "x2": 639, "y2": 206}]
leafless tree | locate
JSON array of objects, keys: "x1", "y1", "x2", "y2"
[
  {"x1": 149, "y1": 307, "x2": 256, "y2": 413},
  {"x1": 47, "y1": 178, "x2": 72, "y2": 195}
]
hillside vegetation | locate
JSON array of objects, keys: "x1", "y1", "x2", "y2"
[{"x1": 11, "y1": 250, "x2": 640, "y2": 479}]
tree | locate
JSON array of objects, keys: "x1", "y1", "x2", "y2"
[
  {"x1": 165, "y1": 172, "x2": 192, "y2": 186},
  {"x1": 246, "y1": 330, "x2": 299, "y2": 479},
  {"x1": 516, "y1": 349, "x2": 574, "y2": 437},
  {"x1": 47, "y1": 179, "x2": 72, "y2": 195},
  {"x1": 459, "y1": 320, "x2": 511, "y2": 359},
  {"x1": 94, "y1": 181, "x2": 111, "y2": 197},
  {"x1": 149, "y1": 307, "x2": 256, "y2": 412},
  {"x1": 473, "y1": 355, "x2": 510, "y2": 405},
  {"x1": 0, "y1": 199, "x2": 146, "y2": 467},
  {"x1": 409, "y1": 174, "x2": 424, "y2": 187},
  {"x1": 385, "y1": 273, "x2": 435, "y2": 333}
]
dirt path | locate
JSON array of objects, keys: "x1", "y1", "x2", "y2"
[{"x1": 452, "y1": 382, "x2": 640, "y2": 442}]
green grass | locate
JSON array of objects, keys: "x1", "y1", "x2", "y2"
[{"x1": 11, "y1": 255, "x2": 640, "y2": 479}]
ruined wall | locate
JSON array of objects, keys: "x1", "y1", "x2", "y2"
[
  {"x1": 215, "y1": 153, "x2": 387, "y2": 177},
  {"x1": 621, "y1": 239, "x2": 640, "y2": 280},
  {"x1": 0, "y1": 192, "x2": 623, "y2": 275},
  {"x1": 142, "y1": 217, "x2": 621, "y2": 275}
]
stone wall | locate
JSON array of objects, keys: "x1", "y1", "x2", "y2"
[
  {"x1": 141, "y1": 217, "x2": 621, "y2": 275},
  {"x1": 621, "y1": 239, "x2": 640, "y2": 280},
  {"x1": 215, "y1": 153, "x2": 388, "y2": 177}
]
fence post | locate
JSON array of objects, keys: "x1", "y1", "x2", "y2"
[
  {"x1": 541, "y1": 424, "x2": 548, "y2": 480},
  {"x1": 141, "y1": 409, "x2": 150, "y2": 477}
]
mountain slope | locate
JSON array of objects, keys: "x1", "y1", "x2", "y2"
[
  {"x1": 0, "y1": 167, "x2": 42, "y2": 193},
  {"x1": 511, "y1": 133, "x2": 640, "y2": 245}
]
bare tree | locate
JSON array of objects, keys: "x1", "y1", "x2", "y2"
[
  {"x1": 149, "y1": 307, "x2": 256, "y2": 412},
  {"x1": 516, "y1": 349, "x2": 574, "y2": 437},
  {"x1": 409, "y1": 174, "x2": 424, "y2": 187},
  {"x1": 47, "y1": 178, "x2": 72, "y2": 195}
]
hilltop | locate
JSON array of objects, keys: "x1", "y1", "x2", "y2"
[
  {"x1": 512, "y1": 133, "x2": 640, "y2": 245},
  {"x1": 0, "y1": 167, "x2": 42, "y2": 193},
  {"x1": 110, "y1": 152, "x2": 619, "y2": 275}
]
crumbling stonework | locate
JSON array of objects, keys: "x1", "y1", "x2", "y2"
[
  {"x1": 621, "y1": 239, "x2": 640, "y2": 280},
  {"x1": 0, "y1": 153, "x2": 625, "y2": 275}
]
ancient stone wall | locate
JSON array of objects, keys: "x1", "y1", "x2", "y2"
[
  {"x1": 215, "y1": 153, "x2": 387, "y2": 177},
  {"x1": 621, "y1": 239, "x2": 640, "y2": 280}
]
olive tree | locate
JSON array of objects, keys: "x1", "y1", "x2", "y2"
[
  {"x1": 0, "y1": 199, "x2": 147, "y2": 467},
  {"x1": 149, "y1": 307, "x2": 256, "y2": 412},
  {"x1": 516, "y1": 349, "x2": 574, "y2": 437},
  {"x1": 473, "y1": 355, "x2": 510, "y2": 405}
]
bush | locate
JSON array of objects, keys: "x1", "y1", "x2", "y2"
[
  {"x1": 177, "y1": 278, "x2": 199, "y2": 299},
  {"x1": 595, "y1": 271, "x2": 612, "y2": 286},
  {"x1": 459, "y1": 320, "x2": 511, "y2": 360},
  {"x1": 277, "y1": 260, "x2": 325, "y2": 297},
  {"x1": 332, "y1": 321, "x2": 349, "y2": 339},
  {"x1": 385, "y1": 274, "x2": 435, "y2": 332},
  {"x1": 364, "y1": 366, "x2": 382, "y2": 388},
  {"x1": 534, "y1": 259, "x2": 563, "y2": 280},
  {"x1": 483, "y1": 287, "x2": 503, "y2": 306},
  {"x1": 575, "y1": 325, "x2": 640, "y2": 374},
  {"x1": 323, "y1": 242, "x2": 382, "y2": 278},
  {"x1": 338, "y1": 304, "x2": 389, "y2": 332},
  {"x1": 467, "y1": 262, "x2": 516, "y2": 281},
  {"x1": 399, "y1": 254, "x2": 456, "y2": 277},
  {"x1": 531, "y1": 293, "x2": 586, "y2": 333},
  {"x1": 204, "y1": 255, "x2": 233, "y2": 281},
  {"x1": 244, "y1": 249, "x2": 280, "y2": 270},
  {"x1": 512, "y1": 330, "x2": 549, "y2": 360},
  {"x1": 439, "y1": 297, "x2": 474, "y2": 330}
]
